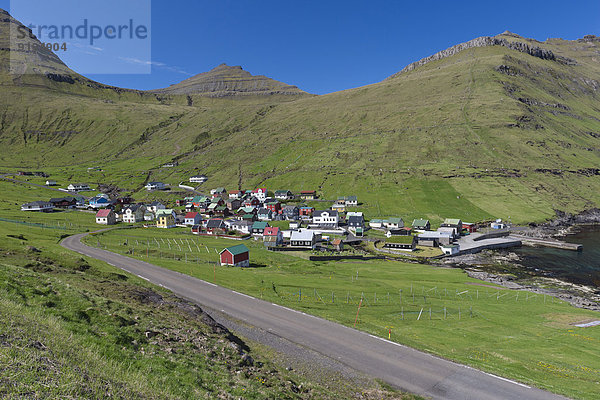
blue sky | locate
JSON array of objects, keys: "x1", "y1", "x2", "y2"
[{"x1": 4, "y1": 0, "x2": 600, "y2": 94}]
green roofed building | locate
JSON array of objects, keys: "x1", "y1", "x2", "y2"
[
  {"x1": 219, "y1": 244, "x2": 249, "y2": 267},
  {"x1": 442, "y1": 218, "x2": 463, "y2": 229},
  {"x1": 412, "y1": 219, "x2": 431, "y2": 231},
  {"x1": 251, "y1": 221, "x2": 269, "y2": 235},
  {"x1": 383, "y1": 235, "x2": 417, "y2": 251},
  {"x1": 369, "y1": 218, "x2": 384, "y2": 228},
  {"x1": 242, "y1": 213, "x2": 256, "y2": 222},
  {"x1": 384, "y1": 217, "x2": 404, "y2": 229}
]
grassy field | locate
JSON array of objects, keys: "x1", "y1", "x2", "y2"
[
  {"x1": 0, "y1": 211, "x2": 417, "y2": 399},
  {"x1": 84, "y1": 226, "x2": 600, "y2": 400}
]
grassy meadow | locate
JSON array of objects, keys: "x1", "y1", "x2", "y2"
[
  {"x1": 0, "y1": 202, "x2": 415, "y2": 399},
  {"x1": 86, "y1": 226, "x2": 600, "y2": 400}
]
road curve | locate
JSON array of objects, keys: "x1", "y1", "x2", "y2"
[{"x1": 62, "y1": 232, "x2": 568, "y2": 400}]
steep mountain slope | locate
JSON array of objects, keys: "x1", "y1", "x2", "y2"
[
  {"x1": 152, "y1": 63, "x2": 310, "y2": 97},
  {"x1": 1, "y1": 6, "x2": 600, "y2": 223}
]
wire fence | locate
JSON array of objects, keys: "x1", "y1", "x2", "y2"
[
  {"x1": 88, "y1": 231, "x2": 559, "y2": 325},
  {"x1": 0, "y1": 216, "x2": 77, "y2": 230}
]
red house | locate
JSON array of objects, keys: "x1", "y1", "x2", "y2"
[
  {"x1": 219, "y1": 244, "x2": 250, "y2": 267},
  {"x1": 265, "y1": 201, "x2": 281, "y2": 214},
  {"x1": 243, "y1": 197, "x2": 260, "y2": 207},
  {"x1": 462, "y1": 222, "x2": 477, "y2": 233},
  {"x1": 299, "y1": 206, "x2": 315, "y2": 217}
]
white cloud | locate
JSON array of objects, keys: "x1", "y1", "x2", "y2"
[{"x1": 119, "y1": 57, "x2": 192, "y2": 75}]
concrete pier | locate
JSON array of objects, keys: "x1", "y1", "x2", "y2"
[
  {"x1": 510, "y1": 235, "x2": 583, "y2": 251},
  {"x1": 455, "y1": 233, "x2": 522, "y2": 255}
]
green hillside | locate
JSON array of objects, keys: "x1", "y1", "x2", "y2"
[{"x1": 2, "y1": 7, "x2": 600, "y2": 224}]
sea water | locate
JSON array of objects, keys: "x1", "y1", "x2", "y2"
[{"x1": 511, "y1": 225, "x2": 600, "y2": 288}]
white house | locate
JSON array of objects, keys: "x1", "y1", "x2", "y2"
[
  {"x1": 383, "y1": 218, "x2": 404, "y2": 229},
  {"x1": 274, "y1": 190, "x2": 294, "y2": 200},
  {"x1": 346, "y1": 211, "x2": 363, "y2": 218},
  {"x1": 146, "y1": 201, "x2": 166, "y2": 214},
  {"x1": 491, "y1": 219, "x2": 506, "y2": 229},
  {"x1": 369, "y1": 219, "x2": 383, "y2": 229},
  {"x1": 289, "y1": 220, "x2": 301, "y2": 230},
  {"x1": 441, "y1": 244, "x2": 460, "y2": 255},
  {"x1": 229, "y1": 220, "x2": 252, "y2": 234},
  {"x1": 145, "y1": 182, "x2": 167, "y2": 191},
  {"x1": 290, "y1": 229, "x2": 319, "y2": 249},
  {"x1": 228, "y1": 190, "x2": 242, "y2": 199},
  {"x1": 189, "y1": 175, "x2": 207, "y2": 183},
  {"x1": 67, "y1": 183, "x2": 90, "y2": 192},
  {"x1": 341, "y1": 196, "x2": 358, "y2": 206},
  {"x1": 21, "y1": 201, "x2": 53, "y2": 212},
  {"x1": 122, "y1": 205, "x2": 146, "y2": 223},
  {"x1": 251, "y1": 188, "x2": 268, "y2": 202},
  {"x1": 45, "y1": 180, "x2": 57, "y2": 186},
  {"x1": 437, "y1": 226, "x2": 459, "y2": 239},
  {"x1": 313, "y1": 210, "x2": 339, "y2": 228},
  {"x1": 184, "y1": 212, "x2": 202, "y2": 226},
  {"x1": 96, "y1": 209, "x2": 116, "y2": 225}
]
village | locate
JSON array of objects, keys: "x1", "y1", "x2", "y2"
[{"x1": 18, "y1": 172, "x2": 521, "y2": 266}]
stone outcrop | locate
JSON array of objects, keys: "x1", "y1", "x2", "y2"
[{"x1": 388, "y1": 34, "x2": 577, "y2": 79}]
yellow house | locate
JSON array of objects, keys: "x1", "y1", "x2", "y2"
[{"x1": 156, "y1": 209, "x2": 176, "y2": 228}]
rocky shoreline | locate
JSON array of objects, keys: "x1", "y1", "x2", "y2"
[
  {"x1": 513, "y1": 208, "x2": 600, "y2": 238},
  {"x1": 444, "y1": 209, "x2": 600, "y2": 312},
  {"x1": 445, "y1": 250, "x2": 600, "y2": 311}
]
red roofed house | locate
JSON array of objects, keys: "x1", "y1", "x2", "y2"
[
  {"x1": 251, "y1": 188, "x2": 268, "y2": 202},
  {"x1": 184, "y1": 212, "x2": 202, "y2": 226},
  {"x1": 229, "y1": 190, "x2": 242, "y2": 199},
  {"x1": 219, "y1": 244, "x2": 250, "y2": 267},
  {"x1": 96, "y1": 209, "x2": 116, "y2": 225},
  {"x1": 263, "y1": 226, "x2": 283, "y2": 247}
]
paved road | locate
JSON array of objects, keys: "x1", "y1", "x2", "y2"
[{"x1": 62, "y1": 233, "x2": 568, "y2": 400}]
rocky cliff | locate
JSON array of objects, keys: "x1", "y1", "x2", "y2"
[{"x1": 387, "y1": 32, "x2": 577, "y2": 78}]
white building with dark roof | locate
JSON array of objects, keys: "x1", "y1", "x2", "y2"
[{"x1": 312, "y1": 210, "x2": 339, "y2": 228}]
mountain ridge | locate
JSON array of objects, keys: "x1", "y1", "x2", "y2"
[
  {"x1": 150, "y1": 62, "x2": 311, "y2": 97},
  {"x1": 386, "y1": 31, "x2": 578, "y2": 79},
  {"x1": 2, "y1": 7, "x2": 600, "y2": 223}
]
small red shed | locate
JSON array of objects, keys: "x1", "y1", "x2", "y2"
[{"x1": 219, "y1": 244, "x2": 250, "y2": 267}]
